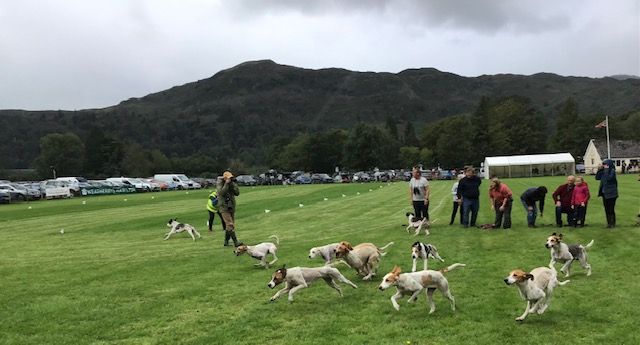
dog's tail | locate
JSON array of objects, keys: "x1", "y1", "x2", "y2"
[
  {"x1": 558, "y1": 279, "x2": 570, "y2": 286},
  {"x1": 378, "y1": 242, "x2": 395, "y2": 256},
  {"x1": 269, "y1": 235, "x2": 280, "y2": 245},
  {"x1": 583, "y1": 239, "x2": 594, "y2": 250},
  {"x1": 440, "y1": 263, "x2": 466, "y2": 274}
]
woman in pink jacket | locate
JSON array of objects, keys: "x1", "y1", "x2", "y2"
[{"x1": 571, "y1": 176, "x2": 590, "y2": 227}]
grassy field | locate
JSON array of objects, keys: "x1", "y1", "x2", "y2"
[{"x1": 1, "y1": 175, "x2": 639, "y2": 345}]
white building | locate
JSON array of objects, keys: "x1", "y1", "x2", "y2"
[
  {"x1": 483, "y1": 153, "x2": 575, "y2": 179},
  {"x1": 583, "y1": 139, "x2": 640, "y2": 174}
]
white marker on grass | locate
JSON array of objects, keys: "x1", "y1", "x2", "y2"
[
  {"x1": 342, "y1": 194, "x2": 346, "y2": 197},
  {"x1": 264, "y1": 209, "x2": 271, "y2": 213},
  {"x1": 82, "y1": 200, "x2": 86, "y2": 205},
  {"x1": 60, "y1": 229, "x2": 64, "y2": 235},
  {"x1": 323, "y1": 197, "x2": 328, "y2": 201},
  {"x1": 124, "y1": 199, "x2": 128, "y2": 202},
  {"x1": 298, "y1": 203, "x2": 304, "y2": 208},
  {"x1": 28, "y1": 206, "x2": 32, "y2": 209}
]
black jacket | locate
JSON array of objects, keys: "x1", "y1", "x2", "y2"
[
  {"x1": 456, "y1": 176, "x2": 482, "y2": 200},
  {"x1": 520, "y1": 188, "x2": 546, "y2": 213}
]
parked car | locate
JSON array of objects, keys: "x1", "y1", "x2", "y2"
[
  {"x1": 144, "y1": 178, "x2": 166, "y2": 191},
  {"x1": 153, "y1": 174, "x2": 196, "y2": 189},
  {"x1": 333, "y1": 173, "x2": 351, "y2": 183},
  {"x1": 0, "y1": 184, "x2": 28, "y2": 201},
  {"x1": 11, "y1": 183, "x2": 41, "y2": 200},
  {"x1": 18, "y1": 182, "x2": 46, "y2": 198},
  {"x1": 0, "y1": 190, "x2": 10, "y2": 203},
  {"x1": 352, "y1": 172, "x2": 371, "y2": 183},
  {"x1": 294, "y1": 174, "x2": 312, "y2": 184},
  {"x1": 236, "y1": 175, "x2": 258, "y2": 186},
  {"x1": 438, "y1": 170, "x2": 454, "y2": 180},
  {"x1": 106, "y1": 177, "x2": 149, "y2": 192},
  {"x1": 55, "y1": 177, "x2": 89, "y2": 196},
  {"x1": 311, "y1": 173, "x2": 334, "y2": 184}
]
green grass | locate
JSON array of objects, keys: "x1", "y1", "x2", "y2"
[{"x1": 1, "y1": 175, "x2": 639, "y2": 345}]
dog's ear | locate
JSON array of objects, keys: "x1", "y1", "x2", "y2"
[
  {"x1": 551, "y1": 232, "x2": 556, "y2": 236},
  {"x1": 558, "y1": 233, "x2": 563, "y2": 239},
  {"x1": 412, "y1": 241, "x2": 421, "y2": 247},
  {"x1": 391, "y1": 265, "x2": 402, "y2": 275},
  {"x1": 345, "y1": 242, "x2": 353, "y2": 251},
  {"x1": 525, "y1": 273, "x2": 534, "y2": 281}
]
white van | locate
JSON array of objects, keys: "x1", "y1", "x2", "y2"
[{"x1": 154, "y1": 174, "x2": 195, "y2": 190}]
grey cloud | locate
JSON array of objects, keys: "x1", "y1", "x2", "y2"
[{"x1": 231, "y1": 0, "x2": 571, "y2": 34}]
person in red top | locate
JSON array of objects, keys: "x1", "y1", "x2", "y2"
[
  {"x1": 552, "y1": 175, "x2": 576, "y2": 227},
  {"x1": 571, "y1": 176, "x2": 590, "y2": 227},
  {"x1": 489, "y1": 178, "x2": 513, "y2": 229}
]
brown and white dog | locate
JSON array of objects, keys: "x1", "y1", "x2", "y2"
[
  {"x1": 334, "y1": 241, "x2": 394, "y2": 280},
  {"x1": 234, "y1": 235, "x2": 279, "y2": 268},
  {"x1": 267, "y1": 265, "x2": 358, "y2": 302},
  {"x1": 545, "y1": 233, "x2": 594, "y2": 277},
  {"x1": 504, "y1": 265, "x2": 570, "y2": 321},
  {"x1": 378, "y1": 263, "x2": 465, "y2": 313}
]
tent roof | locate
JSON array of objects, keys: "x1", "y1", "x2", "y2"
[{"x1": 484, "y1": 153, "x2": 575, "y2": 166}]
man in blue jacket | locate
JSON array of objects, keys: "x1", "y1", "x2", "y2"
[
  {"x1": 596, "y1": 159, "x2": 618, "y2": 228},
  {"x1": 456, "y1": 167, "x2": 482, "y2": 228}
]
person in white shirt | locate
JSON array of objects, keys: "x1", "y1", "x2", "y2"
[
  {"x1": 409, "y1": 167, "x2": 430, "y2": 221},
  {"x1": 450, "y1": 174, "x2": 464, "y2": 225}
]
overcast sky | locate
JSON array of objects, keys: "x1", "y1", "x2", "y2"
[{"x1": 0, "y1": 0, "x2": 638, "y2": 110}]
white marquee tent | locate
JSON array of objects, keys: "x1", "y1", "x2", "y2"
[{"x1": 483, "y1": 153, "x2": 575, "y2": 179}]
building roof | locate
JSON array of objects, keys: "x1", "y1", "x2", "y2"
[
  {"x1": 484, "y1": 153, "x2": 575, "y2": 166},
  {"x1": 592, "y1": 139, "x2": 640, "y2": 159}
]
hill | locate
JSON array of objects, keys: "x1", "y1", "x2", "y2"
[{"x1": 1, "y1": 60, "x2": 639, "y2": 169}]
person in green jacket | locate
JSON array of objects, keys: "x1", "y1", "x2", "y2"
[
  {"x1": 206, "y1": 190, "x2": 226, "y2": 232},
  {"x1": 218, "y1": 171, "x2": 240, "y2": 246}
]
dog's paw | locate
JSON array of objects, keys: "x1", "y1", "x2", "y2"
[
  {"x1": 429, "y1": 308, "x2": 436, "y2": 314},
  {"x1": 393, "y1": 305, "x2": 400, "y2": 311},
  {"x1": 515, "y1": 317, "x2": 525, "y2": 322}
]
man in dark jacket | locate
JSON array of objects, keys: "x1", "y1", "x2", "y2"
[
  {"x1": 520, "y1": 186, "x2": 547, "y2": 228},
  {"x1": 552, "y1": 176, "x2": 575, "y2": 227},
  {"x1": 218, "y1": 171, "x2": 241, "y2": 246},
  {"x1": 456, "y1": 167, "x2": 482, "y2": 228},
  {"x1": 596, "y1": 159, "x2": 618, "y2": 228}
]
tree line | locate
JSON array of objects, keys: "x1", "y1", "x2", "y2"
[{"x1": 10, "y1": 95, "x2": 640, "y2": 180}]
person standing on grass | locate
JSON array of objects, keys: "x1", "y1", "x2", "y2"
[
  {"x1": 571, "y1": 176, "x2": 590, "y2": 228},
  {"x1": 489, "y1": 178, "x2": 513, "y2": 229},
  {"x1": 449, "y1": 175, "x2": 463, "y2": 225},
  {"x1": 206, "y1": 189, "x2": 226, "y2": 232},
  {"x1": 596, "y1": 159, "x2": 618, "y2": 228},
  {"x1": 457, "y1": 167, "x2": 482, "y2": 228},
  {"x1": 520, "y1": 186, "x2": 547, "y2": 228},
  {"x1": 218, "y1": 171, "x2": 241, "y2": 246},
  {"x1": 409, "y1": 166, "x2": 430, "y2": 223},
  {"x1": 552, "y1": 175, "x2": 576, "y2": 227}
]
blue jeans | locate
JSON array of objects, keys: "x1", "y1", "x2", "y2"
[
  {"x1": 521, "y1": 200, "x2": 537, "y2": 225},
  {"x1": 462, "y1": 198, "x2": 479, "y2": 226}
]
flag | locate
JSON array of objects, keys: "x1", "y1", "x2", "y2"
[{"x1": 595, "y1": 119, "x2": 607, "y2": 128}]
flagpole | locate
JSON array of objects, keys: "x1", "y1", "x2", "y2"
[{"x1": 606, "y1": 115, "x2": 611, "y2": 159}]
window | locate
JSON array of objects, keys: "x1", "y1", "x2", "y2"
[{"x1": 591, "y1": 159, "x2": 594, "y2": 165}]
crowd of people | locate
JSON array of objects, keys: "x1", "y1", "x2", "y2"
[
  {"x1": 410, "y1": 159, "x2": 620, "y2": 229},
  {"x1": 205, "y1": 160, "x2": 622, "y2": 249}
]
